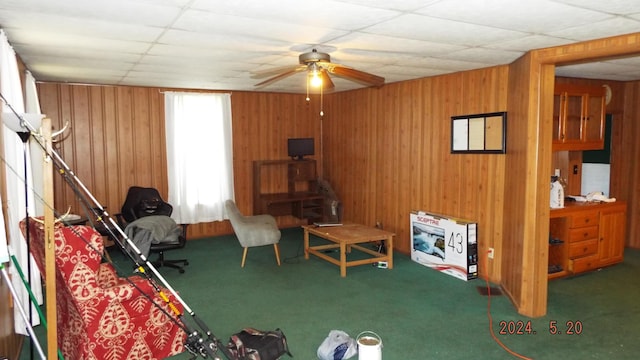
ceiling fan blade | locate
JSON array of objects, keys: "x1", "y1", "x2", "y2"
[
  {"x1": 321, "y1": 70, "x2": 335, "y2": 91},
  {"x1": 328, "y1": 65, "x2": 385, "y2": 87},
  {"x1": 254, "y1": 68, "x2": 304, "y2": 88},
  {"x1": 251, "y1": 65, "x2": 305, "y2": 79}
]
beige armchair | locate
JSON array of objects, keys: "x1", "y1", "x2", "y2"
[{"x1": 225, "y1": 200, "x2": 282, "y2": 267}]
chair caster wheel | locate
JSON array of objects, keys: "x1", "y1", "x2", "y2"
[
  {"x1": 179, "y1": 268, "x2": 185, "y2": 274},
  {"x1": 184, "y1": 261, "x2": 189, "y2": 266}
]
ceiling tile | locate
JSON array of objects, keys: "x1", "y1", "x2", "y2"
[
  {"x1": 548, "y1": 17, "x2": 640, "y2": 41},
  {"x1": 326, "y1": 0, "x2": 441, "y2": 12},
  {"x1": 190, "y1": 0, "x2": 402, "y2": 30},
  {"x1": 553, "y1": 0, "x2": 640, "y2": 15},
  {"x1": 0, "y1": 0, "x2": 184, "y2": 27},
  {"x1": 415, "y1": 0, "x2": 613, "y2": 33},
  {"x1": 436, "y1": 47, "x2": 524, "y2": 66},
  {"x1": 8, "y1": 30, "x2": 152, "y2": 54},
  {"x1": 329, "y1": 33, "x2": 466, "y2": 56},
  {"x1": 364, "y1": 13, "x2": 528, "y2": 46},
  {"x1": 173, "y1": 9, "x2": 350, "y2": 45},
  {"x1": 487, "y1": 35, "x2": 575, "y2": 52},
  {"x1": 0, "y1": 0, "x2": 638, "y2": 92},
  {"x1": 159, "y1": 29, "x2": 290, "y2": 52},
  {"x1": 0, "y1": 10, "x2": 165, "y2": 42}
]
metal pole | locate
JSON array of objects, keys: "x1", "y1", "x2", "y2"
[{"x1": 0, "y1": 264, "x2": 46, "y2": 360}]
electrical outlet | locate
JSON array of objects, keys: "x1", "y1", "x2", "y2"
[{"x1": 488, "y1": 248, "x2": 495, "y2": 259}]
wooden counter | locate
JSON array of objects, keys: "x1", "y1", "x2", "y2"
[
  {"x1": 548, "y1": 200, "x2": 626, "y2": 279},
  {"x1": 549, "y1": 200, "x2": 625, "y2": 218}
]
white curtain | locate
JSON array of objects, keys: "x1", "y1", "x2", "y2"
[
  {"x1": 25, "y1": 70, "x2": 45, "y2": 217},
  {"x1": 0, "y1": 192, "x2": 7, "y2": 263},
  {"x1": 0, "y1": 29, "x2": 42, "y2": 334},
  {"x1": 164, "y1": 92, "x2": 234, "y2": 224}
]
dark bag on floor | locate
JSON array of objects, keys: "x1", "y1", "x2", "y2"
[{"x1": 227, "y1": 327, "x2": 292, "y2": 360}]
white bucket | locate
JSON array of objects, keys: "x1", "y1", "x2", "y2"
[{"x1": 357, "y1": 331, "x2": 382, "y2": 360}]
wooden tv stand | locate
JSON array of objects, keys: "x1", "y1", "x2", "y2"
[{"x1": 253, "y1": 159, "x2": 324, "y2": 223}]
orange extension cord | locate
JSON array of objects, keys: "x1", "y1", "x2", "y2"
[{"x1": 483, "y1": 250, "x2": 533, "y2": 360}]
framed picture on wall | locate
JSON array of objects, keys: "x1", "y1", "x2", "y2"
[{"x1": 451, "y1": 111, "x2": 507, "y2": 154}]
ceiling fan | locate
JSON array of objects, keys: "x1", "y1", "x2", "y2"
[{"x1": 253, "y1": 49, "x2": 385, "y2": 90}]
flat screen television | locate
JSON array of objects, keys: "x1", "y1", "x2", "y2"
[{"x1": 288, "y1": 138, "x2": 314, "y2": 160}]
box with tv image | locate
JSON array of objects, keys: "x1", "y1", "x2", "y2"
[{"x1": 410, "y1": 211, "x2": 478, "y2": 281}]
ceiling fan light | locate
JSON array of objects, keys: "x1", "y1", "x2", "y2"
[{"x1": 310, "y1": 71, "x2": 322, "y2": 87}]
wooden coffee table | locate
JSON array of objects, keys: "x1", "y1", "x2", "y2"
[{"x1": 302, "y1": 223, "x2": 394, "y2": 277}]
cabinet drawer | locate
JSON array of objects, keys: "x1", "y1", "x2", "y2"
[
  {"x1": 570, "y1": 212, "x2": 599, "y2": 228},
  {"x1": 568, "y1": 226, "x2": 599, "y2": 242},
  {"x1": 568, "y1": 239, "x2": 598, "y2": 258},
  {"x1": 569, "y1": 254, "x2": 599, "y2": 274}
]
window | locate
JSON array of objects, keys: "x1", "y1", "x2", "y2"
[{"x1": 164, "y1": 92, "x2": 234, "y2": 223}]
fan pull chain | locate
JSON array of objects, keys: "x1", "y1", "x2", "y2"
[
  {"x1": 320, "y1": 84, "x2": 324, "y2": 117},
  {"x1": 306, "y1": 72, "x2": 310, "y2": 102}
]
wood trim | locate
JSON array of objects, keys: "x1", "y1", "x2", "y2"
[
  {"x1": 42, "y1": 118, "x2": 58, "y2": 360},
  {"x1": 506, "y1": 32, "x2": 640, "y2": 317},
  {"x1": 536, "y1": 32, "x2": 640, "y2": 65}
]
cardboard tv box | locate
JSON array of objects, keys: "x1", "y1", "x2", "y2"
[{"x1": 410, "y1": 211, "x2": 478, "y2": 281}]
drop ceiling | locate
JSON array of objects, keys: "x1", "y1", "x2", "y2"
[{"x1": 1, "y1": 0, "x2": 640, "y2": 93}]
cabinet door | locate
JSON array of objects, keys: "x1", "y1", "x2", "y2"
[
  {"x1": 562, "y1": 92, "x2": 583, "y2": 143},
  {"x1": 583, "y1": 94, "x2": 605, "y2": 144},
  {"x1": 288, "y1": 161, "x2": 316, "y2": 181},
  {"x1": 598, "y1": 205, "x2": 626, "y2": 267},
  {"x1": 552, "y1": 84, "x2": 606, "y2": 151},
  {"x1": 552, "y1": 93, "x2": 563, "y2": 143},
  {"x1": 288, "y1": 160, "x2": 318, "y2": 193}
]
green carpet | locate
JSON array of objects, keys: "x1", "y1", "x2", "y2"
[{"x1": 21, "y1": 227, "x2": 640, "y2": 359}]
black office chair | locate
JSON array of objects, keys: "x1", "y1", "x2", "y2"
[{"x1": 118, "y1": 186, "x2": 189, "y2": 273}]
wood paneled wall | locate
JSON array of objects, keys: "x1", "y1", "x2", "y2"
[
  {"x1": 38, "y1": 68, "x2": 509, "y2": 283},
  {"x1": 323, "y1": 67, "x2": 509, "y2": 282},
  {"x1": 33, "y1": 32, "x2": 640, "y2": 319},
  {"x1": 38, "y1": 85, "x2": 172, "y2": 229},
  {"x1": 37, "y1": 84, "x2": 321, "y2": 238},
  {"x1": 499, "y1": 54, "x2": 555, "y2": 318},
  {"x1": 621, "y1": 81, "x2": 640, "y2": 247}
]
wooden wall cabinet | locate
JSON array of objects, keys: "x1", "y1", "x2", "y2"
[
  {"x1": 253, "y1": 159, "x2": 324, "y2": 223},
  {"x1": 552, "y1": 84, "x2": 606, "y2": 151},
  {"x1": 548, "y1": 201, "x2": 626, "y2": 278}
]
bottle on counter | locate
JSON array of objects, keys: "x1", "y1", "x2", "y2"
[{"x1": 550, "y1": 176, "x2": 564, "y2": 209}]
